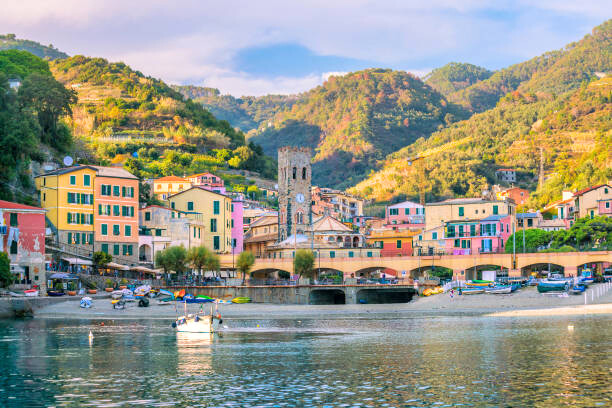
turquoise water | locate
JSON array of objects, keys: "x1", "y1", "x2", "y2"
[{"x1": 0, "y1": 315, "x2": 610, "y2": 407}]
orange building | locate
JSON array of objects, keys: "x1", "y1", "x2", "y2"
[
  {"x1": 93, "y1": 167, "x2": 139, "y2": 264},
  {"x1": 497, "y1": 187, "x2": 530, "y2": 206},
  {"x1": 153, "y1": 176, "x2": 191, "y2": 200}
]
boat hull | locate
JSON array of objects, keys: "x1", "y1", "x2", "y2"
[
  {"x1": 537, "y1": 281, "x2": 569, "y2": 293},
  {"x1": 486, "y1": 286, "x2": 512, "y2": 294},
  {"x1": 462, "y1": 288, "x2": 484, "y2": 295},
  {"x1": 174, "y1": 314, "x2": 219, "y2": 333}
]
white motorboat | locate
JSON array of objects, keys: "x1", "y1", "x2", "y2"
[{"x1": 173, "y1": 302, "x2": 222, "y2": 333}]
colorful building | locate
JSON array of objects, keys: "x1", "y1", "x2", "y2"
[
  {"x1": 495, "y1": 168, "x2": 517, "y2": 183},
  {"x1": 497, "y1": 187, "x2": 530, "y2": 206},
  {"x1": 444, "y1": 214, "x2": 512, "y2": 255},
  {"x1": 311, "y1": 187, "x2": 364, "y2": 222},
  {"x1": 168, "y1": 187, "x2": 233, "y2": 253},
  {"x1": 385, "y1": 201, "x2": 425, "y2": 230},
  {"x1": 231, "y1": 198, "x2": 244, "y2": 254},
  {"x1": 244, "y1": 214, "x2": 278, "y2": 257},
  {"x1": 0, "y1": 200, "x2": 46, "y2": 288},
  {"x1": 572, "y1": 184, "x2": 611, "y2": 219},
  {"x1": 187, "y1": 172, "x2": 226, "y2": 194},
  {"x1": 93, "y1": 167, "x2": 139, "y2": 264},
  {"x1": 367, "y1": 229, "x2": 417, "y2": 257},
  {"x1": 516, "y1": 212, "x2": 543, "y2": 229},
  {"x1": 36, "y1": 166, "x2": 97, "y2": 253},
  {"x1": 153, "y1": 176, "x2": 191, "y2": 200}
]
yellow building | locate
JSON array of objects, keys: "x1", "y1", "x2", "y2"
[
  {"x1": 168, "y1": 187, "x2": 232, "y2": 253},
  {"x1": 572, "y1": 184, "x2": 611, "y2": 219},
  {"x1": 36, "y1": 166, "x2": 97, "y2": 250},
  {"x1": 153, "y1": 176, "x2": 192, "y2": 200}
]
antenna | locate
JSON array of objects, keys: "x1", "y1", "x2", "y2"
[{"x1": 63, "y1": 156, "x2": 74, "y2": 166}]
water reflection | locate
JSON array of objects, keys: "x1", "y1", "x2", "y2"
[{"x1": 0, "y1": 316, "x2": 609, "y2": 407}]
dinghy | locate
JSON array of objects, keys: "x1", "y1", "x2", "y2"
[{"x1": 485, "y1": 286, "x2": 512, "y2": 294}]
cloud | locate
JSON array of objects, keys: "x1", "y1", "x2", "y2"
[{"x1": 0, "y1": 0, "x2": 607, "y2": 95}]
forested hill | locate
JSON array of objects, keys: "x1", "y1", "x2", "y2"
[
  {"x1": 50, "y1": 56, "x2": 245, "y2": 149},
  {"x1": 349, "y1": 75, "x2": 612, "y2": 207},
  {"x1": 248, "y1": 69, "x2": 468, "y2": 189},
  {"x1": 424, "y1": 63, "x2": 493, "y2": 97},
  {"x1": 174, "y1": 85, "x2": 297, "y2": 132},
  {"x1": 447, "y1": 19, "x2": 611, "y2": 113},
  {"x1": 0, "y1": 34, "x2": 68, "y2": 60}
]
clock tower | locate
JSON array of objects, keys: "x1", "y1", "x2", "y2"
[{"x1": 277, "y1": 146, "x2": 312, "y2": 241}]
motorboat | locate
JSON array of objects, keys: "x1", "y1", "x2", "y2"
[
  {"x1": 461, "y1": 287, "x2": 485, "y2": 295},
  {"x1": 570, "y1": 284, "x2": 587, "y2": 295},
  {"x1": 24, "y1": 289, "x2": 39, "y2": 297},
  {"x1": 173, "y1": 302, "x2": 222, "y2": 333},
  {"x1": 537, "y1": 280, "x2": 569, "y2": 293}
]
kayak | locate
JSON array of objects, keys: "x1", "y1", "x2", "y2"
[{"x1": 232, "y1": 297, "x2": 251, "y2": 304}]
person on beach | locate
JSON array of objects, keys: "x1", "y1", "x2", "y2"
[{"x1": 450, "y1": 289, "x2": 454, "y2": 300}]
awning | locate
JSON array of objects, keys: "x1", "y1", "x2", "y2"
[
  {"x1": 131, "y1": 265, "x2": 157, "y2": 274},
  {"x1": 61, "y1": 257, "x2": 93, "y2": 266},
  {"x1": 105, "y1": 262, "x2": 130, "y2": 271},
  {"x1": 49, "y1": 272, "x2": 80, "y2": 280}
]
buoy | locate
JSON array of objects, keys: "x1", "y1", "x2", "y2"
[{"x1": 100, "y1": 322, "x2": 105, "y2": 326}]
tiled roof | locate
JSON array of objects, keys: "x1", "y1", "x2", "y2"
[
  {"x1": 154, "y1": 176, "x2": 188, "y2": 182},
  {"x1": 90, "y1": 166, "x2": 138, "y2": 179},
  {"x1": 427, "y1": 198, "x2": 504, "y2": 206},
  {"x1": 39, "y1": 165, "x2": 97, "y2": 176},
  {"x1": 313, "y1": 215, "x2": 352, "y2": 232},
  {"x1": 516, "y1": 212, "x2": 540, "y2": 219},
  {"x1": 244, "y1": 233, "x2": 277, "y2": 244},
  {"x1": 496, "y1": 168, "x2": 516, "y2": 172},
  {"x1": 0, "y1": 200, "x2": 45, "y2": 211},
  {"x1": 249, "y1": 215, "x2": 278, "y2": 228},
  {"x1": 573, "y1": 184, "x2": 610, "y2": 197}
]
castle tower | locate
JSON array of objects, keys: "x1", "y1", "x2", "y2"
[{"x1": 277, "y1": 146, "x2": 312, "y2": 241}]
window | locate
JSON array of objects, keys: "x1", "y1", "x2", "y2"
[
  {"x1": 89, "y1": 233, "x2": 93, "y2": 244},
  {"x1": 213, "y1": 236, "x2": 220, "y2": 250},
  {"x1": 67, "y1": 192, "x2": 75, "y2": 204},
  {"x1": 493, "y1": 205, "x2": 499, "y2": 215},
  {"x1": 123, "y1": 244, "x2": 133, "y2": 256},
  {"x1": 213, "y1": 201, "x2": 220, "y2": 214},
  {"x1": 605, "y1": 188, "x2": 609, "y2": 194},
  {"x1": 349, "y1": 251, "x2": 354, "y2": 258},
  {"x1": 606, "y1": 202, "x2": 610, "y2": 209},
  {"x1": 527, "y1": 218, "x2": 533, "y2": 227},
  {"x1": 101, "y1": 244, "x2": 108, "y2": 253},
  {"x1": 389, "y1": 208, "x2": 398, "y2": 216},
  {"x1": 367, "y1": 251, "x2": 373, "y2": 257},
  {"x1": 171, "y1": 202, "x2": 175, "y2": 209},
  {"x1": 590, "y1": 210, "x2": 594, "y2": 219},
  {"x1": 101, "y1": 224, "x2": 108, "y2": 235},
  {"x1": 43, "y1": 193, "x2": 46, "y2": 202},
  {"x1": 145, "y1": 212, "x2": 151, "y2": 221},
  {"x1": 113, "y1": 244, "x2": 119, "y2": 256},
  {"x1": 418, "y1": 235, "x2": 422, "y2": 241},
  {"x1": 210, "y1": 218, "x2": 217, "y2": 232},
  {"x1": 292, "y1": 167, "x2": 296, "y2": 179},
  {"x1": 193, "y1": 227, "x2": 196, "y2": 238},
  {"x1": 432, "y1": 232, "x2": 438, "y2": 240},
  {"x1": 470, "y1": 224, "x2": 476, "y2": 236},
  {"x1": 9, "y1": 213, "x2": 18, "y2": 227},
  {"x1": 84, "y1": 174, "x2": 91, "y2": 186},
  {"x1": 122, "y1": 186, "x2": 126, "y2": 197},
  {"x1": 113, "y1": 185, "x2": 120, "y2": 196},
  {"x1": 458, "y1": 207, "x2": 464, "y2": 216},
  {"x1": 454, "y1": 239, "x2": 460, "y2": 248},
  {"x1": 404, "y1": 208, "x2": 410, "y2": 215},
  {"x1": 396, "y1": 240, "x2": 402, "y2": 249},
  {"x1": 113, "y1": 205, "x2": 120, "y2": 216},
  {"x1": 75, "y1": 233, "x2": 80, "y2": 244},
  {"x1": 231, "y1": 219, "x2": 234, "y2": 228},
  {"x1": 69, "y1": 175, "x2": 76, "y2": 185},
  {"x1": 101, "y1": 185, "x2": 111, "y2": 196},
  {"x1": 302, "y1": 167, "x2": 307, "y2": 179},
  {"x1": 125, "y1": 225, "x2": 131, "y2": 236},
  {"x1": 155, "y1": 229, "x2": 162, "y2": 237},
  {"x1": 113, "y1": 224, "x2": 120, "y2": 236},
  {"x1": 330, "y1": 251, "x2": 335, "y2": 258},
  {"x1": 10, "y1": 240, "x2": 17, "y2": 254},
  {"x1": 198, "y1": 228, "x2": 201, "y2": 239}
]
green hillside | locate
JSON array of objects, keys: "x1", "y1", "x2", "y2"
[
  {"x1": 349, "y1": 76, "x2": 612, "y2": 206},
  {"x1": 248, "y1": 69, "x2": 468, "y2": 189},
  {"x1": 448, "y1": 20, "x2": 611, "y2": 113},
  {"x1": 174, "y1": 85, "x2": 297, "y2": 132},
  {"x1": 0, "y1": 34, "x2": 68, "y2": 60},
  {"x1": 424, "y1": 62, "x2": 493, "y2": 97}
]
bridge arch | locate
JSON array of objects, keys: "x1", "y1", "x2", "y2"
[
  {"x1": 250, "y1": 268, "x2": 292, "y2": 280},
  {"x1": 409, "y1": 266, "x2": 453, "y2": 281},
  {"x1": 465, "y1": 264, "x2": 509, "y2": 281},
  {"x1": 520, "y1": 263, "x2": 564, "y2": 277},
  {"x1": 309, "y1": 289, "x2": 346, "y2": 305},
  {"x1": 353, "y1": 267, "x2": 399, "y2": 278}
]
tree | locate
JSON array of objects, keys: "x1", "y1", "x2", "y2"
[
  {"x1": 92, "y1": 251, "x2": 112, "y2": 274},
  {"x1": 188, "y1": 246, "x2": 220, "y2": 277},
  {"x1": 294, "y1": 250, "x2": 315, "y2": 281},
  {"x1": 551, "y1": 216, "x2": 612, "y2": 250},
  {"x1": 0, "y1": 252, "x2": 13, "y2": 288},
  {"x1": 155, "y1": 246, "x2": 188, "y2": 276},
  {"x1": 247, "y1": 185, "x2": 260, "y2": 199},
  {"x1": 236, "y1": 251, "x2": 255, "y2": 285},
  {"x1": 505, "y1": 229, "x2": 552, "y2": 253},
  {"x1": 18, "y1": 72, "x2": 77, "y2": 149}
]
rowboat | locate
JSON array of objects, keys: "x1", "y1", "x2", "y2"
[
  {"x1": 46, "y1": 290, "x2": 65, "y2": 296},
  {"x1": 24, "y1": 289, "x2": 39, "y2": 297},
  {"x1": 462, "y1": 287, "x2": 485, "y2": 295},
  {"x1": 485, "y1": 285, "x2": 512, "y2": 294},
  {"x1": 537, "y1": 280, "x2": 569, "y2": 293},
  {"x1": 466, "y1": 280, "x2": 494, "y2": 287},
  {"x1": 570, "y1": 284, "x2": 586, "y2": 295}
]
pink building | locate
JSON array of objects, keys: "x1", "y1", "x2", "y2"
[
  {"x1": 231, "y1": 198, "x2": 244, "y2": 254},
  {"x1": 385, "y1": 201, "x2": 425, "y2": 230},
  {"x1": 444, "y1": 214, "x2": 512, "y2": 255},
  {"x1": 187, "y1": 172, "x2": 226, "y2": 194},
  {"x1": 0, "y1": 200, "x2": 46, "y2": 288}
]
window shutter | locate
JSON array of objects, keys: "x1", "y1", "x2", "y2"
[
  {"x1": 67, "y1": 213, "x2": 71, "y2": 224},
  {"x1": 122, "y1": 186, "x2": 126, "y2": 197}
]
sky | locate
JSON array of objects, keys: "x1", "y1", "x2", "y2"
[{"x1": 1, "y1": 1, "x2": 608, "y2": 96}]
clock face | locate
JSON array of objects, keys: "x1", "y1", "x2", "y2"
[{"x1": 295, "y1": 193, "x2": 304, "y2": 203}]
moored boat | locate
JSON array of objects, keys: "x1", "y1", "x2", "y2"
[
  {"x1": 46, "y1": 290, "x2": 65, "y2": 296},
  {"x1": 462, "y1": 287, "x2": 485, "y2": 295},
  {"x1": 537, "y1": 280, "x2": 569, "y2": 293},
  {"x1": 570, "y1": 284, "x2": 586, "y2": 295},
  {"x1": 485, "y1": 285, "x2": 512, "y2": 294},
  {"x1": 466, "y1": 280, "x2": 494, "y2": 287},
  {"x1": 24, "y1": 289, "x2": 39, "y2": 297}
]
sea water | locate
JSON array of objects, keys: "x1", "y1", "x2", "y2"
[{"x1": 0, "y1": 315, "x2": 610, "y2": 407}]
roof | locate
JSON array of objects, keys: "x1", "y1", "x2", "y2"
[
  {"x1": 573, "y1": 184, "x2": 610, "y2": 197},
  {"x1": 481, "y1": 215, "x2": 509, "y2": 222},
  {"x1": 89, "y1": 166, "x2": 138, "y2": 180},
  {"x1": 167, "y1": 186, "x2": 229, "y2": 200},
  {"x1": 154, "y1": 176, "x2": 188, "y2": 182},
  {"x1": 496, "y1": 168, "x2": 516, "y2": 172},
  {"x1": 249, "y1": 215, "x2": 278, "y2": 228},
  {"x1": 244, "y1": 233, "x2": 278, "y2": 244},
  {"x1": 39, "y1": 165, "x2": 97, "y2": 177},
  {"x1": 388, "y1": 200, "x2": 423, "y2": 209},
  {"x1": 188, "y1": 172, "x2": 218, "y2": 178},
  {"x1": 538, "y1": 219, "x2": 566, "y2": 228},
  {"x1": 313, "y1": 215, "x2": 352, "y2": 232},
  {"x1": 542, "y1": 197, "x2": 574, "y2": 212},
  {"x1": 0, "y1": 200, "x2": 45, "y2": 212},
  {"x1": 516, "y1": 212, "x2": 540, "y2": 219},
  {"x1": 427, "y1": 198, "x2": 506, "y2": 206}
]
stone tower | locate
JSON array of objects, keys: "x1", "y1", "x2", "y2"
[{"x1": 277, "y1": 146, "x2": 312, "y2": 241}]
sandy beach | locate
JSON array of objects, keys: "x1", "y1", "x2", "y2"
[{"x1": 33, "y1": 284, "x2": 612, "y2": 320}]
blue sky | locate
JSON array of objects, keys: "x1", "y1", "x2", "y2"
[{"x1": 1, "y1": 1, "x2": 609, "y2": 96}]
